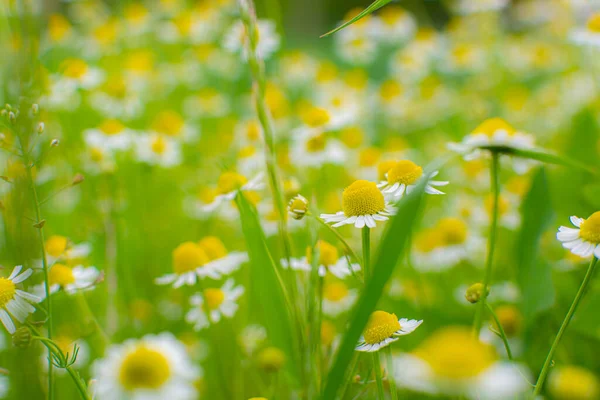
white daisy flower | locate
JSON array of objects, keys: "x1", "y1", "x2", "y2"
[
  {"x1": 185, "y1": 279, "x2": 244, "y2": 331},
  {"x1": 548, "y1": 365, "x2": 600, "y2": 400},
  {"x1": 377, "y1": 160, "x2": 448, "y2": 201},
  {"x1": 223, "y1": 20, "x2": 280, "y2": 60},
  {"x1": 557, "y1": 213, "x2": 600, "y2": 258},
  {"x1": 335, "y1": 27, "x2": 378, "y2": 65},
  {"x1": 202, "y1": 171, "x2": 264, "y2": 212},
  {"x1": 58, "y1": 58, "x2": 105, "y2": 89},
  {"x1": 570, "y1": 13, "x2": 600, "y2": 48},
  {"x1": 320, "y1": 180, "x2": 397, "y2": 229},
  {"x1": 356, "y1": 310, "x2": 422, "y2": 352},
  {"x1": 197, "y1": 236, "x2": 248, "y2": 275},
  {"x1": 34, "y1": 263, "x2": 100, "y2": 298},
  {"x1": 134, "y1": 133, "x2": 182, "y2": 168},
  {"x1": 456, "y1": 0, "x2": 509, "y2": 15},
  {"x1": 44, "y1": 235, "x2": 92, "y2": 265},
  {"x1": 91, "y1": 332, "x2": 200, "y2": 400},
  {"x1": 281, "y1": 241, "x2": 360, "y2": 278},
  {"x1": 322, "y1": 281, "x2": 357, "y2": 317},
  {"x1": 0, "y1": 265, "x2": 41, "y2": 334},
  {"x1": 370, "y1": 6, "x2": 416, "y2": 45},
  {"x1": 83, "y1": 119, "x2": 133, "y2": 153}
]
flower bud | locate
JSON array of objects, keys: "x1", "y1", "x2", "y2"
[
  {"x1": 37, "y1": 122, "x2": 45, "y2": 134},
  {"x1": 51, "y1": 139, "x2": 59, "y2": 147},
  {"x1": 31, "y1": 104, "x2": 39, "y2": 115},
  {"x1": 8, "y1": 112, "x2": 16, "y2": 124},
  {"x1": 12, "y1": 327, "x2": 32, "y2": 348},
  {"x1": 256, "y1": 347, "x2": 285, "y2": 373},
  {"x1": 72, "y1": 173, "x2": 85, "y2": 186},
  {"x1": 465, "y1": 283, "x2": 488, "y2": 304},
  {"x1": 287, "y1": 194, "x2": 308, "y2": 220}
]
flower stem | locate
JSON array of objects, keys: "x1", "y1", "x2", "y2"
[
  {"x1": 362, "y1": 227, "x2": 371, "y2": 281},
  {"x1": 372, "y1": 352, "x2": 386, "y2": 400},
  {"x1": 314, "y1": 215, "x2": 362, "y2": 265},
  {"x1": 473, "y1": 151, "x2": 500, "y2": 336},
  {"x1": 531, "y1": 256, "x2": 598, "y2": 398},
  {"x1": 385, "y1": 346, "x2": 398, "y2": 400},
  {"x1": 484, "y1": 301, "x2": 513, "y2": 360}
]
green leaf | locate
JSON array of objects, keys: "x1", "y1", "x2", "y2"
[
  {"x1": 320, "y1": 0, "x2": 392, "y2": 38},
  {"x1": 236, "y1": 193, "x2": 299, "y2": 378},
  {"x1": 516, "y1": 167, "x2": 555, "y2": 321}
]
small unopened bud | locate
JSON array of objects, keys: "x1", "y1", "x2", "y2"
[
  {"x1": 287, "y1": 194, "x2": 308, "y2": 220},
  {"x1": 37, "y1": 122, "x2": 45, "y2": 134},
  {"x1": 12, "y1": 327, "x2": 32, "y2": 348},
  {"x1": 50, "y1": 139, "x2": 59, "y2": 147},
  {"x1": 465, "y1": 283, "x2": 489, "y2": 304},
  {"x1": 31, "y1": 104, "x2": 39, "y2": 115},
  {"x1": 256, "y1": 347, "x2": 285, "y2": 373},
  {"x1": 8, "y1": 112, "x2": 16, "y2": 124},
  {"x1": 353, "y1": 374, "x2": 361, "y2": 383},
  {"x1": 33, "y1": 219, "x2": 46, "y2": 228},
  {"x1": 72, "y1": 173, "x2": 85, "y2": 186}
]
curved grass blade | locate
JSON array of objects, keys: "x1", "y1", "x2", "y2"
[
  {"x1": 516, "y1": 167, "x2": 555, "y2": 321},
  {"x1": 236, "y1": 193, "x2": 300, "y2": 379},
  {"x1": 320, "y1": 0, "x2": 392, "y2": 38}
]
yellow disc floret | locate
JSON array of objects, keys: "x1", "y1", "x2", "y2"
[
  {"x1": 217, "y1": 172, "x2": 247, "y2": 195},
  {"x1": 100, "y1": 119, "x2": 125, "y2": 135},
  {"x1": 472, "y1": 117, "x2": 516, "y2": 137},
  {"x1": 0, "y1": 278, "x2": 16, "y2": 308},
  {"x1": 172, "y1": 242, "x2": 209, "y2": 274},
  {"x1": 323, "y1": 281, "x2": 349, "y2": 302},
  {"x1": 119, "y1": 346, "x2": 171, "y2": 390},
  {"x1": 377, "y1": 160, "x2": 398, "y2": 181},
  {"x1": 305, "y1": 134, "x2": 327, "y2": 153},
  {"x1": 386, "y1": 160, "x2": 423, "y2": 185},
  {"x1": 302, "y1": 107, "x2": 330, "y2": 128},
  {"x1": 198, "y1": 236, "x2": 227, "y2": 261},
  {"x1": 437, "y1": 217, "x2": 468, "y2": 245},
  {"x1": 152, "y1": 111, "x2": 184, "y2": 137},
  {"x1": 203, "y1": 288, "x2": 225, "y2": 310},
  {"x1": 49, "y1": 263, "x2": 75, "y2": 287},
  {"x1": 61, "y1": 59, "x2": 88, "y2": 79},
  {"x1": 46, "y1": 235, "x2": 68, "y2": 258},
  {"x1": 549, "y1": 365, "x2": 600, "y2": 400},
  {"x1": 414, "y1": 327, "x2": 496, "y2": 380},
  {"x1": 363, "y1": 311, "x2": 401, "y2": 345},
  {"x1": 342, "y1": 180, "x2": 385, "y2": 217},
  {"x1": 587, "y1": 13, "x2": 600, "y2": 33},
  {"x1": 151, "y1": 136, "x2": 167, "y2": 155},
  {"x1": 307, "y1": 241, "x2": 339, "y2": 266},
  {"x1": 579, "y1": 212, "x2": 600, "y2": 244}
]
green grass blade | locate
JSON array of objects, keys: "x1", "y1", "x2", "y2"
[
  {"x1": 320, "y1": 0, "x2": 392, "y2": 38},
  {"x1": 236, "y1": 193, "x2": 299, "y2": 378},
  {"x1": 516, "y1": 167, "x2": 555, "y2": 321}
]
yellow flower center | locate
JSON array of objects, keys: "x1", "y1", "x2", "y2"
[
  {"x1": 342, "y1": 180, "x2": 385, "y2": 217},
  {"x1": 316, "y1": 62, "x2": 337, "y2": 83},
  {"x1": 90, "y1": 147, "x2": 104, "y2": 163},
  {"x1": 463, "y1": 160, "x2": 486, "y2": 178},
  {"x1": 104, "y1": 76, "x2": 127, "y2": 98},
  {"x1": 49, "y1": 264, "x2": 75, "y2": 287},
  {"x1": 506, "y1": 176, "x2": 530, "y2": 196},
  {"x1": 380, "y1": 80, "x2": 403, "y2": 102},
  {"x1": 239, "y1": 145, "x2": 256, "y2": 159},
  {"x1": 484, "y1": 195, "x2": 509, "y2": 216},
  {"x1": 379, "y1": 6, "x2": 406, "y2": 26},
  {"x1": 305, "y1": 134, "x2": 327, "y2": 153},
  {"x1": 48, "y1": 14, "x2": 71, "y2": 41},
  {"x1": 61, "y1": 59, "x2": 88, "y2": 79},
  {"x1": 54, "y1": 335, "x2": 76, "y2": 354},
  {"x1": 359, "y1": 148, "x2": 381, "y2": 167},
  {"x1": 257, "y1": 347, "x2": 286, "y2": 372},
  {"x1": 472, "y1": 117, "x2": 516, "y2": 137},
  {"x1": 414, "y1": 327, "x2": 496, "y2": 380},
  {"x1": 0, "y1": 278, "x2": 16, "y2": 308},
  {"x1": 452, "y1": 44, "x2": 473, "y2": 66},
  {"x1": 172, "y1": 242, "x2": 209, "y2": 274},
  {"x1": 344, "y1": 69, "x2": 368, "y2": 90},
  {"x1": 100, "y1": 119, "x2": 125, "y2": 135},
  {"x1": 302, "y1": 107, "x2": 330, "y2": 128},
  {"x1": 203, "y1": 288, "x2": 225, "y2": 310},
  {"x1": 437, "y1": 218, "x2": 468, "y2": 245},
  {"x1": 307, "y1": 241, "x2": 339, "y2": 266},
  {"x1": 151, "y1": 136, "x2": 167, "y2": 155},
  {"x1": 579, "y1": 212, "x2": 600, "y2": 244},
  {"x1": 340, "y1": 126, "x2": 364, "y2": 149},
  {"x1": 494, "y1": 305, "x2": 522, "y2": 337},
  {"x1": 152, "y1": 111, "x2": 184, "y2": 137},
  {"x1": 245, "y1": 120, "x2": 261, "y2": 141},
  {"x1": 321, "y1": 320, "x2": 336, "y2": 346},
  {"x1": 377, "y1": 160, "x2": 398, "y2": 181},
  {"x1": 217, "y1": 172, "x2": 247, "y2": 195},
  {"x1": 124, "y1": 3, "x2": 149, "y2": 24},
  {"x1": 414, "y1": 229, "x2": 445, "y2": 253},
  {"x1": 549, "y1": 366, "x2": 600, "y2": 400},
  {"x1": 119, "y1": 346, "x2": 171, "y2": 390},
  {"x1": 198, "y1": 236, "x2": 227, "y2": 261},
  {"x1": 46, "y1": 235, "x2": 68, "y2": 258},
  {"x1": 323, "y1": 282, "x2": 349, "y2": 302},
  {"x1": 386, "y1": 160, "x2": 423, "y2": 185},
  {"x1": 126, "y1": 51, "x2": 154, "y2": 73},
  {"x1": 587, "y1": 13, "x2": 600, "y2": 33},
  {"x1": 93, "y1": 19, "x2": 118, "y2": 45},
  {"x1": 363, "y1": 311, "x2": 401, "y2": 345}
]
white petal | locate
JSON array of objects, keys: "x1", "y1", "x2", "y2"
[
  {"x1": 355, "y1": 216, "x2": 366, "y2": 229},
  {"x1": 12, "y1": 269, "x2": 33, "y2": 284},
  {"x1": 570, "y1": 216, "x2": 584, "y2": 227},
  {"x1": 8, "y1": 265, "x2": 23, "y2": 280},
  {"x1": 0, "y1": 310, "x2": 15, "y2": 334},
  {"x1": 557, "y1": 230, "x2": 580, "y2": 242}
]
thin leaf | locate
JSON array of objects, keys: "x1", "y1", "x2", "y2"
[
  {"x1": 516, "y1": 167, "x2": 555, "y2": 321},
  {"x1": 320, "y1": 0, "x2": 392, "y2": 38},
  {"x1": 236, "y1": 193, "x2": 299, "y2": 378}
]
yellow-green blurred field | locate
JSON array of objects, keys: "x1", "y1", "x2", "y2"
[{"x1": 1, "y1": 0, "x2": 600, "y2": 399}]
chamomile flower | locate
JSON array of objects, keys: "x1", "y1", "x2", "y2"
[
  {"x1": 287, "y1": 194, "x2": 308, "y2": 220},
  {"x1": 198, "y1": 236, "x2": 247, "y2": 275},
  {"x1": 34, "y1": 263, "x2": 100, "y2": 298},
  {"x1": 394, "y1": 327, "x2": 530, "y2": 399},
  {"x1": 0, "y1": 266, "x2": 41, "y2": 334},
  {"x1": 92, "y1": 333, "x2": 200, "y2": 400},
  {"x1": 571, "y1": 13, "x2": 600, "y2": 48},
  {"x1": 322, "y1": 280, "x2": 357, "y2": 317},
  {"x1": 355, "y1": 310, "x2": 422, "y2": 352},
  {"x1": 377, "y1": 160, "x2": 448, "y2": 201},
  {"x1": 281, "y1": 241, "x2": 360, "y2": 278},
  {"x1": 83, "y1": 119, "x2": 133, "y2": 153},
  {"x1": 202, "y1": 171, "x2": 263, "y2": 212},
  {"x1": 185, "y1": 279, "x2": 244, "y2": 331},
  {"x1": 320, "y1": 180, "x2": 397, "y2": 229},
  {"x1": 44, "y1": 235, "x2": 92, "y2": 264},
  {"x1": 58, "y1": 58, "x2": 104, "y2": 89},
  {"x1": 371, "y1": 6, "x2": 416, "y2": 45},
  {"x1": 557, "y1": 213, "x2": 600, "y2": 258},
  {"x1": 456, "y1": 0, "x2": 509, "y2": 14},
  {"x1": 134, "y1": 133, "x2": 182, "y2": 168},
  {"x1": 155, "y1": 241, "x2": 225, "y2": 288},
  {"x1": 223, "y1": 20, "x2": 280, "y2": 60},
  {"x1": 548, "y1": 365, "x2": 600, "y2": 400}
]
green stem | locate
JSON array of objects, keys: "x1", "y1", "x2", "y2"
[
  {"x1": 362, "y1": 227, "x2": 371, "y2": 281},
  {"x1": 484, "y1": 301, "x2": 513, "y2": 360},
  {"x1": 372, "y1": 352, "x2": 386, "y2": 400},
  {"x1": 315, "y1": 215, "x2": 362, "y2": 265},
  {"x1": 385, "y1": 346, "x2": 398, "y2": 400},
  {"x1": 473, "y1": 151, "x2": 500, "y2": 335},
  {"x1": 531, "y1": 257, "x2": 598, "y2": 398}
]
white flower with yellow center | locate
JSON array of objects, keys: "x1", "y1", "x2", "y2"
[
  {"x1": 548, "y1": 365, "x2": 600, "y2": 400},
  {"x1": 355, "y1": 310, "x2": 422, "y2": 352},
  {"x1": 571, "y1": 13, "x2": 600, "y2": 48},
  {"x1": 198, "y1": 236, "x2": 248, "y2": 275},
  {"x1": 202, "y1": 171, "x2": 264, "y2": 212},
  {"x1": 92, "y1": 333, "x2": 200, "y2": 400},
  {"x1": 45, "y1": 235, "x2": 91, "y2": 264},
  {"x1": 34, "y1": 263, "x2": 100, "y2": 298},
  {"x1": 456, "y1": 0, "x2": 509, "y2": 15},
  {"x1": 394, "y1": 327, "x2": 530, "y2": 399},
  {"x1": 377, "y1": 160, "x2": 448, "y2": 201},
  {"x1": 185, "y1": 279, "x2": 244, "y2": 331},
  {"x1": 156, "y1": 241, "x2": 224, "y2": 288},
  {"x1": 83, "y1": 119, "x2": 133, "y2": 153},
  {"x1": 223, "y1": 20, "x2": 280, "y2": 60},
  {"x1": 321, "y1": 180, "x2": 397, "y2": 229},
  {"x1": 0, "y1": 265, "x2": 41, "y2": 334},
  {"x1": 135, "y1": 133, "x2": 182, "y2": 168},
  {"x1": 282, "y1": 241, "x2": 360, "y2": 278},
  {"x1": 322, "y1": 281, "x2": 357, "y2": 317},
  {"x1": 557, "y1": 212, "x2": 600, "y2": 258},
  {"x1": 150, "y1": 110, "x2": 198, "y2": 142},
  {"x1": 58, "y1": 58, "x2": 104, "y2": 89},
  {"x1": 370, "y1": 5, "x2": 416, "y2": 44}
]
